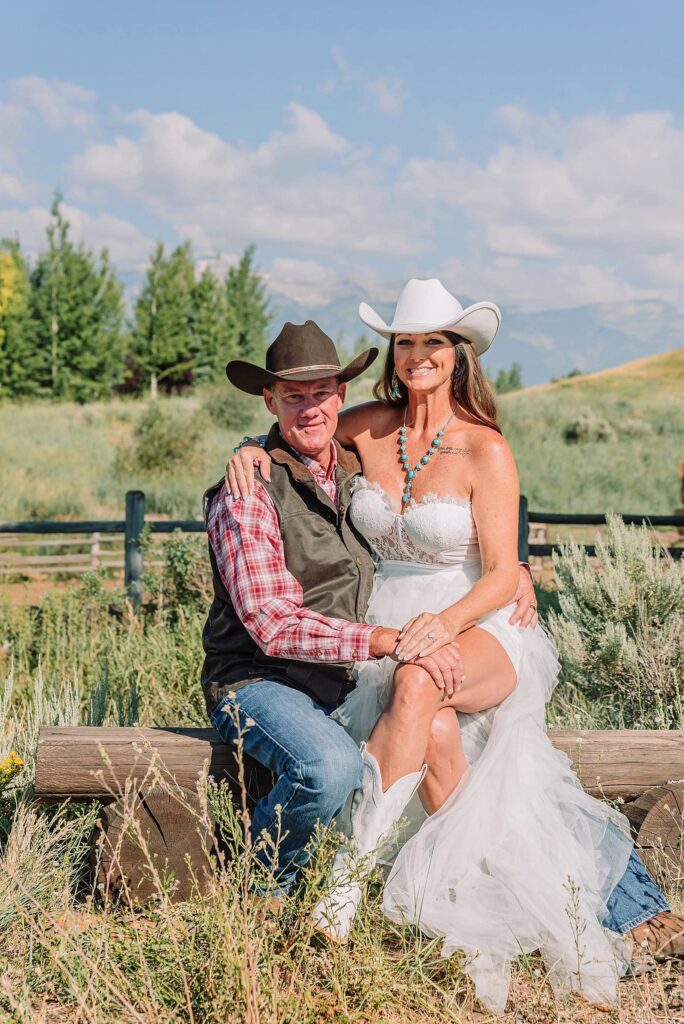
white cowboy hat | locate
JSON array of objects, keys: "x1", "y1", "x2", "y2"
[{"x1": 359, "y1": 278, "x2": 501, "y2": 355}]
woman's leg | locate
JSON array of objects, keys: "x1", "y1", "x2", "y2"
[
  {"x1": 367, "y1": 625, "x2": 516, "y2": 790},
  {"x1": 419, "y1": 707, "x2": 467, "y2": 815}
]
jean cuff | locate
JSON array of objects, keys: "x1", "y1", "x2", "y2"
[{"x1": 616, "y1": 898, "x2": 671, "y2": 935}]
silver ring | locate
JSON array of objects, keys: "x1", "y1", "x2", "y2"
[{"x1": 427, "y1": 630, "x2": 437, "y2": 641}]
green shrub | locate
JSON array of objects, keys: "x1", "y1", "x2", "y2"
[
  {"x1": 201, "y1": 383, "x2": 256, "y2": 432},
  {"x1": 144, "y1": 530, "x2": 212, "y2": 614},
  {"x1": 619, "y1": 417, "x2": 654, "y2": 438},
  {"x1": 562, "y1": 408, "x2": 616, "y2": 444},
  {"x1": 130, "y1": 403, "x2": 207, "y2": 473},
  {"x1": 547, "y1": 514, "x2": 684, "y2": 727}
]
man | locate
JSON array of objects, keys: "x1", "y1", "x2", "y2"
[{"x1": 202, "y1": 319, "x2": 684, "y2": 961}]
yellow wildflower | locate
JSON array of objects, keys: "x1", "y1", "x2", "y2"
[{"x1": 0, "y1": 750, "x2": 24, "y2": 789}]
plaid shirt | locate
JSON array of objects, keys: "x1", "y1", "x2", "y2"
[{"x1": 206, "y1": 441, "x2": 375, "y2": 663}]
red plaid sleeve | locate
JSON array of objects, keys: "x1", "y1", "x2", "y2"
[{"x1": 206, "y1": 483, "x2": 375, "y2": 662}]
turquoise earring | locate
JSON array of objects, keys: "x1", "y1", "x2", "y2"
[{"x1": 390, "y1": 371, "x2": 402, "y2": 400}]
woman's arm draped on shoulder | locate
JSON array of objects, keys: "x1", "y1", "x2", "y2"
[{"x1": 226, "y1": 439, "x2": 272, "y2": 497}]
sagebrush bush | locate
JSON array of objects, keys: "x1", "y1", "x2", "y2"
[
  {"x1": 562, "y1": 408, "x2": 616, "y2": 444},
  {"x1": 118, "y1": 403, "x2": 208, "y2": 476},
  {"x1": 547, "y1": 514, "x2": 684, "y2": 727}
]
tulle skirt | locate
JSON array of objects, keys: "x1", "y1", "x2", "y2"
[{"x1": 333, "y1": 558, "x2": 634, "y2": 1015}]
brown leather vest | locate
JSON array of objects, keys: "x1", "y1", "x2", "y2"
[{"x1": 200, "y1": 425, "x2": 375, "y2": 714}]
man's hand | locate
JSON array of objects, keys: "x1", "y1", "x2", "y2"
[
  {"x1": 225, "y1": 444, "x2": 272, "y2": 498},
  {"x1": 509, "y1": 564, "x2": 539, "y2": 630},
  {"x1": 414, "y1": 642, "x2": 465, "y2": 698},
  {"x1": 369, "y1": 627, "x2": 401, "y2": 658},
  {"x1": 370, "y1": 628, "x2": 464, "y2": 697}
]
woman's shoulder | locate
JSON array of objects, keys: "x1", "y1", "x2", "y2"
[{"x1": 452, "y1": 421, "x2": 514, "y2": 464}]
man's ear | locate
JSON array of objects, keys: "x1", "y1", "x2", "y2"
[
  {"x1": 337, "y1": 382, "x2": 346, "y2": 409},
  {"x1": 263, "y1": 386, "x2": 277, "y2": 414}
]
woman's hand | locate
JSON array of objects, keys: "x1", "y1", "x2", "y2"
[
  {"x1": 414, "y1": 642, "x2": 465, "y2": 698},
  {"x1": 225, "y1": 444, "x2": 273, "y2": 498},
  {"x1": 508, "y1": 564, "x2": 539, "y2": 630},
  {"x1": 395, "y1": 611, "x2": 459, "y2": 661}
]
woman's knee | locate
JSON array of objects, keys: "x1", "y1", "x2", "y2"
[{"x1": 390, "y1": 663, "x2": 439, "y2": 715}]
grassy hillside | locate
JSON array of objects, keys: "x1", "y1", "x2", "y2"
[
  {"x1": 0, "y1": 348, "x2": 682, "y2": 522},
  {"x1": 498, "y1": 346, "x2": 684, "y2": 513}
]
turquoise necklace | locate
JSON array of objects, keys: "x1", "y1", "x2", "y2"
[{"x1": 398, "y1": 407, "x2": 456, "y2": 505}]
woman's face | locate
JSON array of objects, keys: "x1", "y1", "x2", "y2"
[{"x1": 393, "y1": 332, "x2": 456, "y2": 394}]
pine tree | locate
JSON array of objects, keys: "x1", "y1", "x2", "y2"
[
  {"x1": 131, "y1": 241, "x2": 196, "y2": 394},
  {"x1": 29, "y1": 196, "x2": 125, "y2": 400},
  {"x1": 494, "y1": 362, "x2": 523, "y2": 394},
  {"x1": 0, "y1": 239, "x2": 36, "y2": 397},
  {"x1": 225, "y1": 245, "x2": 271, "y2": 362},
  {"x1": 190, "y1": 265, "x2": 232, "y2": 383}
]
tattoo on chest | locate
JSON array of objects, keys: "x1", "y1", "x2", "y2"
[{"x1": 438, "y1": 446, "x2": 471, "y2": 456}]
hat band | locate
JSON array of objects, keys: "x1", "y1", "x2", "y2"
[{"x1": 275, "y1": 363, "x2": 341, "y2": 377}]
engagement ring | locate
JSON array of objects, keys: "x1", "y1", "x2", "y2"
[{"x1": 427, "y1": 631, "x2": 437, "y2": 641}]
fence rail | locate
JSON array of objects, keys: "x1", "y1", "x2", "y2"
[{"x1": 1, "y1": 491, "x2": 682, "y2": 608}]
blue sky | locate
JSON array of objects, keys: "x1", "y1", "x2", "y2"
[{"x1": 2, "y1": 1, "x2": 683, "y2": 378}]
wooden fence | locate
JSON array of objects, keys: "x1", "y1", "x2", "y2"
[{"x1": 1, "y1": 491, "x2": 683, "y2": 611}]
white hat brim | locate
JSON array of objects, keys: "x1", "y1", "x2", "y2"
[{"x1": 358, "y1": 300, "x2": 501, "y2": 355}]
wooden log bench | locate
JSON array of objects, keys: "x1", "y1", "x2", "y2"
[{"x1": 35, "y1": 726, "x2": 684, "y2": 904}]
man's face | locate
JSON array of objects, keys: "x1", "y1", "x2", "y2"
[{"x1": 264, "y1": 377, "x2": 346, "y2": 456}]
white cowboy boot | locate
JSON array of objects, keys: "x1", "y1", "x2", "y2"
[{"x1": 313, "y1": 745, "x2": 426, "y2": 943}]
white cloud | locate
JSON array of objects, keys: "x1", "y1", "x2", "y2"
[
  {"x1": 9, "y1": 76, "x2": 96, "y2": 130},
  {"x1": 0, "y1": 202, "x2": 154, "y2": 269},
  {"x1": 331, "y1": 47, "x2": 405, "y2": 117},
  {"x1": 2, "y1": 75, "x2": 683, "y2": 324},
  {"x1": 69, "y1": 102, "x2": 420, "y2": 256},
  {"x1": 266, "y1": 258, "x2": 351, "y2": 306},
  {"x1": 0, "y1": 172, "x2": 29, "y2": 203},
  {"x1": 510, "y1": 329, "x2": 555, "y2": 352},
  {"x1": 0, "y1": 206, "x2": 51, "y2": 250},
  {"x1": 0, "y1": 76, "x2": 98, "y2": 204},
  {"x1": 400, "y1": 108, "x2": 684, "y2": 310}
]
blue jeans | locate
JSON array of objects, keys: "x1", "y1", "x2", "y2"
[
  {"x1": 603, "y1": 845, "x2": 670, "y2": 933},
  {"x1": 210, "y1": 680, "x2": 363, "y2": 896}
]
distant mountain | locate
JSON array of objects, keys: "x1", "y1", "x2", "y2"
[{"x1": 269, "y1": 288, "x2": 684, "y2": 386}]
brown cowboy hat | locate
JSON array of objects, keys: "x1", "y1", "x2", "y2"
[{"x1": 226, "y1": 320, "x2": 378, "y2": 396}]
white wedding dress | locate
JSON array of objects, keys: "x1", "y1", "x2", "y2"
[{"x1": 332, "y1": 478, "x2": 634, "y2": 1015}]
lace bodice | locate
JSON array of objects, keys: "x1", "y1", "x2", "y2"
[{"x1": 349, "y1": 477, "x2": 480, "y2": 566}]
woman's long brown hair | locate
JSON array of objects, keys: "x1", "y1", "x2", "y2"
[{"x1": 373, "y1": 330, "x2": 501, "y2": 433}]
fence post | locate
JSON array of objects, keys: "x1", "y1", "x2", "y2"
[
  {"x1": 124, "y1": 491, "x2": 145, "y2": 612},
  {"x1": 518, "y1": 494, "x2": 529, "y2": 562}
]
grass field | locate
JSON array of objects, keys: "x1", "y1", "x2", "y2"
[{"x1": 0, "y1": 347, "x2": 682, "y2": 524}]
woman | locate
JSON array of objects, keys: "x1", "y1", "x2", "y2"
[{"x1": 227, "y1": 279, "x2": 633, "y2": 1015}]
